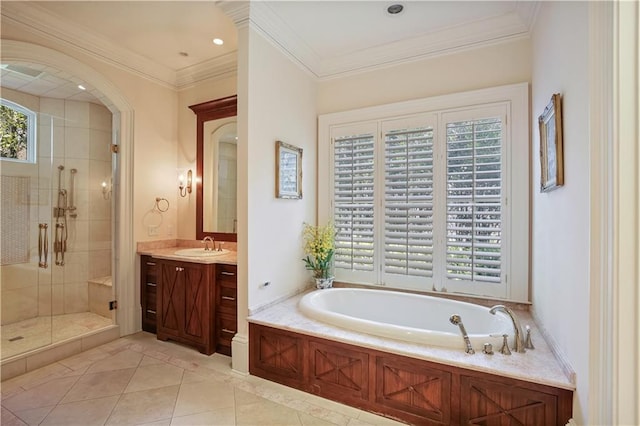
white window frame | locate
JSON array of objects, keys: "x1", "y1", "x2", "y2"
[
  {"x1": 0, "y1": 98, "x2": 37, "y2": 164},
  {"x1": 318, "y1": 83, "x2": 529, "y2": 302}
]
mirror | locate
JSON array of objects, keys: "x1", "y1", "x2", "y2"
[{"x1": 189, "y1": 95, "x2": 237, "y2": 242}]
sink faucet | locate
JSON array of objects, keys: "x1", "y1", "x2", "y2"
[
  {"x1": 489, "y1": 305, "x2": 525, "y2": 353},
  {"x1": 202, "y1": 236, "x2": 214, "y2": 251}
]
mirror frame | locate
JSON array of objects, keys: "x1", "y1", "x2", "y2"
[{"x1": 189, "y1": 95, "x2": 237, "y2": 242}]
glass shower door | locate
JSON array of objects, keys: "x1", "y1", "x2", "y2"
[{"x1": 0, "y1": 108, "x2": 54, "y2": 360}]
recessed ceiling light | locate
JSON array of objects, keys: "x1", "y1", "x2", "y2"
[
  {"x1": 386, "y1": 3, "x2": 404, "y2": 15},
  {"x1": 78, "y1": 84, "x2": 86, "y2": 91},
  {"x1": 213, "y1": 38, "x2": 224, "y2": 46}
]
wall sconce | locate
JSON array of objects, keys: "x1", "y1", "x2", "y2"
[
  {"x1": 101, "y1": 179, "x2": 112, "y2": 200},
  {"x1": 179, "y1": 169, "x2": 193, "y2": 197}
]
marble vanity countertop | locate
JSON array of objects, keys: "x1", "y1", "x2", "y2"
[
  {"x1": 137, "y1": 239, "x2": 237, "y2": 265},
  {"x1": 248, "y1": 290, "x2": 576, "y2": 391}
]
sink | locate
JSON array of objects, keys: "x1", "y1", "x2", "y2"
[{"x1": 174, "y1": 248, "x2": 230, "y2": 257}]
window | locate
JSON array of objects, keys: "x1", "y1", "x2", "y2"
[
  {"x1": 0, "y1": 99, "x2": 36, "y2": 163},
  {"x1": 319, "y1": 84, "x2": 529, "y2": 302}
]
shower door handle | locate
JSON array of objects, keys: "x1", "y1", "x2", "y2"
[
  {"x1": 38, "y1": 223, "x2": 49, "y2": 268},
  {"x1": 55, "y1": 223, "x2": 66, "y2": 266}
]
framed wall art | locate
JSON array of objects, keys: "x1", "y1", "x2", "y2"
[
  {"x1": 538, "y1": 93, "x2": 564, "y2": 192},
  {"x1": 276, "y1": 140, "x2": 302, "y2": 199}
]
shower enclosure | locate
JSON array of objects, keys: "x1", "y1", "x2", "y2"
[{"x1": 1, "y1": 82, "x2": 115, "y2": 361}]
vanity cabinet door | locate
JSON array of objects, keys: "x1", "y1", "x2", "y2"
[
  {"x1": 158, "y1": 261, "x2": 183, "y2": 338},
  {"x1": 157, "y1": 259, "x2": 215, "y2": 354},
  {"x1": 215, "y1": 264, "x2": 237, "y2": 355},
  {"x1": 140, "y1": 255, "x2": 158, "y2": 333}
]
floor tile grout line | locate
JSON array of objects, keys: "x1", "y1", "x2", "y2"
[
  {"x1": 101, "y1": 349, "x2": 147, "y2": 425},
  {"x1": 169, "y1": 367, "x2": 186, "y2": 421}
]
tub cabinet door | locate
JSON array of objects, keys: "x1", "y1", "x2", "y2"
[
  {"x1": 460, "y1": 375, "x2": 569, "y2": 426},
  {"x1": 249, "y1": 324, "x2": 305, "y2": 388},
  {"x1": 375, "y1": 355, "x2": 451, "y2": 425},
  {"x1": 309, "y1": 340, "x2": 370, "y2": 405}
]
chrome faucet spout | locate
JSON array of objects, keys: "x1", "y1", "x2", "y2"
[
  {"x1": 202, "y1": 236, "x2": 214, "y2": 251},
  {"x1": 489, "y1": 304, "x2": 525, "y2": 353}
]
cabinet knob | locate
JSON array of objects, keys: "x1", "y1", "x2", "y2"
[{"x1": 176, "y1": 266, "x2": 184, "y2": 272}]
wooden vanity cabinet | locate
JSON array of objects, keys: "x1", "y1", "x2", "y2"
[
  {"x1": 140, "y1": 255, "x2": 158, "y2": 333},
  {"x1": 142, "y1": 256, "x2": 237, "y2": 356},
  {"x1": 215, "y1": 264, "x2": 237, "y2": 355},
  {"x1": 157, "y1": 259, "x2": 216, "y2": 355}
]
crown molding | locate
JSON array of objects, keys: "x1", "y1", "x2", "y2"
[
  {"x1": 248, "y1": 2, "x2": 321, "y2": 77},
  {"x1": 516, "y1": 1, "x2": 542, "y2": 32},
  {"x1": 216, "y1": 1, "x2": 250, "y2": 29},
  {"x1": 2, "y1": 1, "x2": 537, "y2": 89},
  {"x1": 244, "y1": 5, "x2": 532, "y2": 80},
  {"x1": 1, "y1": 2, "x2": 239, "y2": 91},
  {"x1": 317, "y1": 11, "x2": 531, "y2": 79},
  {"x1": 1, "y1": 2, "x2": 177, "y2": 89},
  {"x1": 176, "y1": 51, "x2": 238, "y2": 90}
]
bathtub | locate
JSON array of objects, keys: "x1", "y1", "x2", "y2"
[{"x1": 298, "y1": 288, "x2": 515, "y2": 351}]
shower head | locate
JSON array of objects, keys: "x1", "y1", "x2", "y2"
[{"x1": 449, "y1": 314, "x2": 461, "y2": 325}]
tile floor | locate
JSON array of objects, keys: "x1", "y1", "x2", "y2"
[
  {"x1": 1, "y1": 332, "x2": 404, "y2": 426},
  {"x1": 1, "y1": 313, "x2": 113, "y2": 359}
]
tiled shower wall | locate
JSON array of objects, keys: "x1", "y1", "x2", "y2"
[{"x1": 0, "y1": 93, "x2": 112, "y2": 325}]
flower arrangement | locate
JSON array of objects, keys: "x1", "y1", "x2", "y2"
[{"x1": 302, "y1": 222, "x2": 335, "y2": 280}]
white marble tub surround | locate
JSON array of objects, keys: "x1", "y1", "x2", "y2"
[
  {"x1": 249, "y1": 290, "x2": 576, "y2": 391},
  {"x1": 299, "y1": 287, "x2": 514, "y2": 350},
  {"x1": 137, "y1": 239, "x2": 237, "y2": 265}
]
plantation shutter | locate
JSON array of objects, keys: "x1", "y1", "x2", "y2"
[
  {"x1": 445, "y1": 117, "x2": 503, "y2": 284},
  {"x1": 333, "y1": 131, "x2": 376, "y2": 279},
  {"x1": 383, "y1": 126, "x2": 434, "y2": 285}
]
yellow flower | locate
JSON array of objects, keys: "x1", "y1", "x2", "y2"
[{"x1": 302, "y1": 222, "x2": 335, "y2": 279}]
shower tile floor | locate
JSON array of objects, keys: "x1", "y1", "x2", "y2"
[
  {"x1": 1, "y1": 313, "x2": 113, "y2": 359},
  {"x1": 1, "y1": 332, "x2": 403, "y2": 426}
]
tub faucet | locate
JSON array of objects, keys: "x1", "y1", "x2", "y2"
[
  {"x1": 202, "y1": 236, "x2": 214, "y2": 251},
  {"x1": 449, "y1": 314, "x2": 475, "y2": 354},
  {"x1": 489, "y1": 305, "x2": 525, "y2": 353}
]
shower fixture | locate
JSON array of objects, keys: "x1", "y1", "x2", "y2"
[{"x1": 53, "y1": 165, "x2": 78, "y2": 266}]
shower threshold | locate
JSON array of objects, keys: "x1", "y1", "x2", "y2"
[{"x1": 1, "y1": 312, "x2": 113, "y2": 360}]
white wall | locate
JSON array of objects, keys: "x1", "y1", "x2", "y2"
[
  {"x1": 318, "y1": 38, "x2": 531, "y2": 114},
  {"x1": 531, "y1": 2, "x2": 589, "y2": 423},
  {"x1": 240, "y1": 26, "x2": 317, "y2": 313}
]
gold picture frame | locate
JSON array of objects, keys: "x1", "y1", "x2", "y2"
[
  {"x1": 539, "y1": 93, "x2": 564, "y2": 192},
  {"x1": 276, "y1": 140, "x2": 302, "y2": 199}
]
